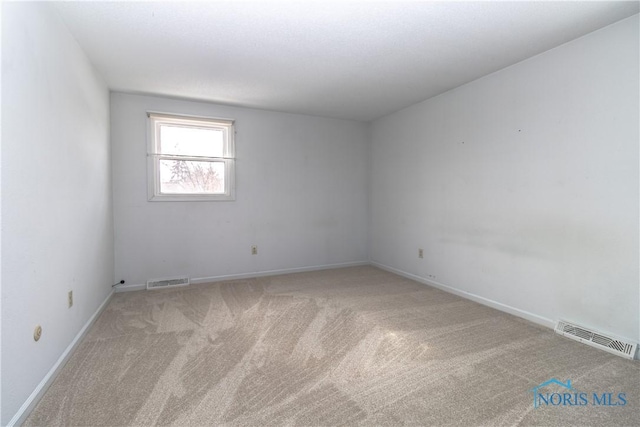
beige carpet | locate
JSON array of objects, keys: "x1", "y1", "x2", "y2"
[{"x1": 25, "y1": 266, "x2": 639, "y2": 426}]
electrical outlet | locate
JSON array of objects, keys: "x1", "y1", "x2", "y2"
[
  {"x1": 68, "y1": 290, "x2": 73, "y2": 308},
  {"x1": 251, "y1": 245, "x2": 258, "y2": 255},
  {"x1": 418, "y1": 248, "x2": 424, "y2": 259}
]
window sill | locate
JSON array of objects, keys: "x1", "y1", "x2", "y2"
[{"x1": 148, "y1": 193, "x2": 235, "y2": 202}]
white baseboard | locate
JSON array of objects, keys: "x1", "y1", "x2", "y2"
[
  {"x1": 114, "y1": 283, "x2": 145, "y2": 293},
  {"x1": 115, "y1": 261, "x2": 370, "y2": 292},
  {"x1": 370, "y1": 261, "x2": 555, "y2": 330},
  {"x1": 191, "y1": 261, "x2": 369, "y2": 285},
  {"x1": 8, "y1": 289, "x2": 115, "y2": 426}
]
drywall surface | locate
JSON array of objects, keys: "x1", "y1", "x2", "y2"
[
  {"x1": 370, "y1": 15, "x2": 639, "y2": 342},
  {"x1": 111, "y1": 93, "x2": 368, "y2": 286},
  {"x1": 1, "y1": 3, "x2": 113, "y2": 424}
]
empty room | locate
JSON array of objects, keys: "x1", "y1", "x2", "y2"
[{"x1": 1, "y1": 1, "x2": 639, "y2": 426}]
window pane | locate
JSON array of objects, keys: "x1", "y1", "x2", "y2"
[
  {"x1": 160, "y1": 125, "x2": 224, "y2": 157},
  {"x1": 159, "y1": 159, "x2": 225, "y2": 194}
]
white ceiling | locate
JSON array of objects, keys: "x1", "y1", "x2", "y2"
[{"x1": 53, "y1": 1, "x2": 639, "y2": 122}]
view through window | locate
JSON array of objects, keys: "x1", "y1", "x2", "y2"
[{"x1": 148, "y1": 113, "x2": 235, "y2": 201}]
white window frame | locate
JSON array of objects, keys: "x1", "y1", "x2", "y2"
[{"x1": 147, "y1": 112, "x2": 236, "y2": 202}]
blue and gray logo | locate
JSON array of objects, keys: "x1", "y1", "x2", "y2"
[{"x1": 530, "y1": 378, "x2": 627, "y2": 408}]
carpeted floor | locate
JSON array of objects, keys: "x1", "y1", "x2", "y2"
[{"x1": 25, "y1": 266, "x2": 639, "y2": 426}]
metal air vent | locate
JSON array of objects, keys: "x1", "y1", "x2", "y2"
[
  {"x1": 146, "y1": 276, "x2": 190, "y2": 290},
  {"x1": 555, "y1": 320, "x2": 636, "y2": 360}
]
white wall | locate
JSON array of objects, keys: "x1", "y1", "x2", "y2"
[
  {"x1": 111, "y1": 93, "x2": 368, "y2": 286},
  {"x1": 1, "y1": 3, "x2": 113, "y2": 424},
  {"x1": 370, "y1": 15, "x2": 639, "y2": 343}
]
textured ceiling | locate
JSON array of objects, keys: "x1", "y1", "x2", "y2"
[{"x1": 53, "y1": 1, "x2": 639, "y2": 122}]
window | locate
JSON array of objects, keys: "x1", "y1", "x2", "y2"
[{"x1": 147, "y1": 113, "x2": 235, "y2": 201}]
